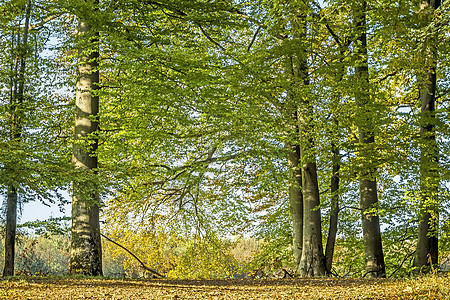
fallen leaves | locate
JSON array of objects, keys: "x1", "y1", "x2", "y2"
[{"x1": 1, "y1": 275, "x2": 449, "y2": 299}]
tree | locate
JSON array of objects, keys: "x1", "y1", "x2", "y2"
[
  {"x1": 248, "y1": 0, "x2": 328, "y2": 277},
  {"x1": 69, "y1": 0, "x2": 102, "y2": 276},
  {"x1": 286, "y1": 142, "x2": 303, "y2": 271},
  {"x1": 325, "y1": 142, "x2": 341, "y2": 275},
  {"x1": 414, "y1": 0, "x2": 441, "y2": 272},
  {"x1": 1, "y1": 0, "x2": 76, "y2": 276},
  {"x1": 292, "y1": 9, "x2": 327, "y2": 277},
  {"x1": 7, "y1": 0, "x2": 443, "y2": 279},
  {"x1": 2, "y1": 0, "x2": 31, "y2": 277},
  {"x1": 309, "y1": 1, "x2": 349, "y2": 275},
  {"x1": 353, "y1": 0, "x2": 386, "y2": 278}
]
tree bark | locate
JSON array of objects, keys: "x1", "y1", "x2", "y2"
[
  {"x1": 69, "y1": 7, "x2": 102, "y2": 276},
  {"x1": 325, "y1": 144, "x2": 340, "y2": 275},
  {"x1": 324, "y1": 49, "x2": 345, "y2": 276},
  {"x1": 3, "y1": 187, "x2": 18, "y2": 277},
  {"x1": 287, "y1": 10, "x2": 326, "y2": 278},
  {"x1": 414, "y1": 0, "x2": 440, "y2": 273},
  {"x1": 295, "y1": 78, "x2": 326, "y2": 277},
  {"x1": 2, "y1": 0, "x2": 31, "y2": 277},
  {"x1": 298, "y1": 158, "x2": 326, "y2": 277},
  {"x1": 354, "y1": 1, "x2": 385, "y2": 278},
  {"x1": 287, "y1": 142, "x2": 303, "y2": 270}
]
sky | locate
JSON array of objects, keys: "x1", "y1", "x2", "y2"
[
  {"x1": 17, "y1": 35, "x2": 70, "y2": 225},
  {"x1": 19, "y1": 195, "x2": 71, "y2": 224}
]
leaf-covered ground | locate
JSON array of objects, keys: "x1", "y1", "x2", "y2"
[{"x1": 1, "y1": 275, "x2": 449, "y2": 299}]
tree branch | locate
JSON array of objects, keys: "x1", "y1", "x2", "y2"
[
  {"x1": 29, "y1": 14, "x2": 61, "y2": 31},
  {"x1": 100, "y1": 233, "x2": 165, "y2": 278},
  {"x1": 247, "y1": 25, "x2": 261, "y2": 51},
  {"x1": 197, "y1": 23, "x2": 246, "y2": 68},
  {"x1": 311, "y1": 1, "x2": 352, "y2": 48}
]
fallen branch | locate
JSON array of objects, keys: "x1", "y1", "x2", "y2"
[
  {"x1": 282, "y1": 268, "x2": 294, "y2": 279},
  {"x1": 100, "y1": 233, "x2": 165, "y2": 278}
]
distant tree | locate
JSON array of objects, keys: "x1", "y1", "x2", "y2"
[
  {"x1": 2, "y1": 0, "x2": 31, "y2": 277},
  {"x1": 0, "y1": 0, "x2": 75, "y2": 276}
]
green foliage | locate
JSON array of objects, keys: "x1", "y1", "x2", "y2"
[
  {"x1": 332, "y1": 236, "x2": 365, "y2": 277},
  {"x1": 18, "y1": 217, "x2": 71, "y2": 237},
  {"x1": 252, "y1": 236, "x2": 294, "y2": 274},
  {"x1": 0, "y1": 0, "x2": 74, "y2": 209},
  {"x1": 0, "y1": 0, "x2": 449, "y2": 279},
  {"x1": 169, "y1": 235, "x2": 238, "y2": 279}
]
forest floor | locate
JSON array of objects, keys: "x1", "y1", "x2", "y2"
[{"x1": 1, "y1": 275, "x2": 449, "y2": 299}]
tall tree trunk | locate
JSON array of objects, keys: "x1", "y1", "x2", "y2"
[
  {"x1": 287, "y1": 142, "x2": 303, "y2": 271},
  {"x1": 2, "y1": 0, "x2": 31, "y2": 277},
  {"x1": 297, "y1": 101, "x2": 326, "y2": 277},
  {"x1": 414, "y1": 0, "x2": 440, "y2": 273},
  {"x1": 298, "y1": 153, "x2": 326, "y2": 277},
  {"x1": 288, "y1": 10, "x2": 326, "y2": 278},
  {"x1": 354, "y1": 1, "x2": 385, "y2": 278},
  {"x1": 325, "y1": 50, "x2": 345, "y2": 276},
  {"x1": 325, "y1": 144, "x2": 340, "y2": 275},
  {"x1": 69, "y1": 6, "x2": 102, "y2": 276},
  {"x1": 3, "y1": 187, "x2": 18, "y2": 277},
  {"x1": 283, "y1": 10, "x2": 326, "y2": 277},
  {"x1": 285, "y1": 55, "x2": 303, "y2": 273}
]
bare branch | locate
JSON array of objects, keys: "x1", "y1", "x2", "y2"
[
  {"x1": 29, "y1": 14, "x2": 61, "y2": 31},
  {"x1": 247, "y1": 25, "x2": 261, "y2": 51},
  {"x1": 100, "y1": 233, "x2": 165, "y2": 278}
]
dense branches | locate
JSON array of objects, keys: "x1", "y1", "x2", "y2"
[{"x1": 1, "y1": 0, "x2": 449, "y2": 279}]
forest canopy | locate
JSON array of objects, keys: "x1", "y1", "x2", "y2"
[{"x1": 1, "y1": 0, "x2": 449, "y2": 279}]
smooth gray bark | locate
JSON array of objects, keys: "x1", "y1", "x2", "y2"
[
  {"x1": 288, "y1": 12, "x2": 326, "y2": 278},
  {"x1": 324, "y1": 50, "x2": 345, "y2": 276},
  {"x1": 354, "y1": 1, "x2": 385, "y2": 278},
  {"x1": 414, "y1": 0, "x2": 440, "y2": 273},
  {"x1": 69, "y1": 13, "x2": 102, "y2": 276},
  {"x1": 284, "y1": 13, "x2": 326, "y2": 276},
  {"x1": 359, "y1": 176, "x2": 385, "y2": 277},
  {"x1": 298, "y1": 159, "x2": 326, "y2": 277},
  {"x1": 287, "y1": 142, "x2": 303, "y2": 269},
  {"x1": 284, "y1": 57, "x2": 303, "y2": 273}
]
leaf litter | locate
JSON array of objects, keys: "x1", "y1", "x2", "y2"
[{"x1": 1, "y1": 275, "x2": 449, "y2": 299}]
